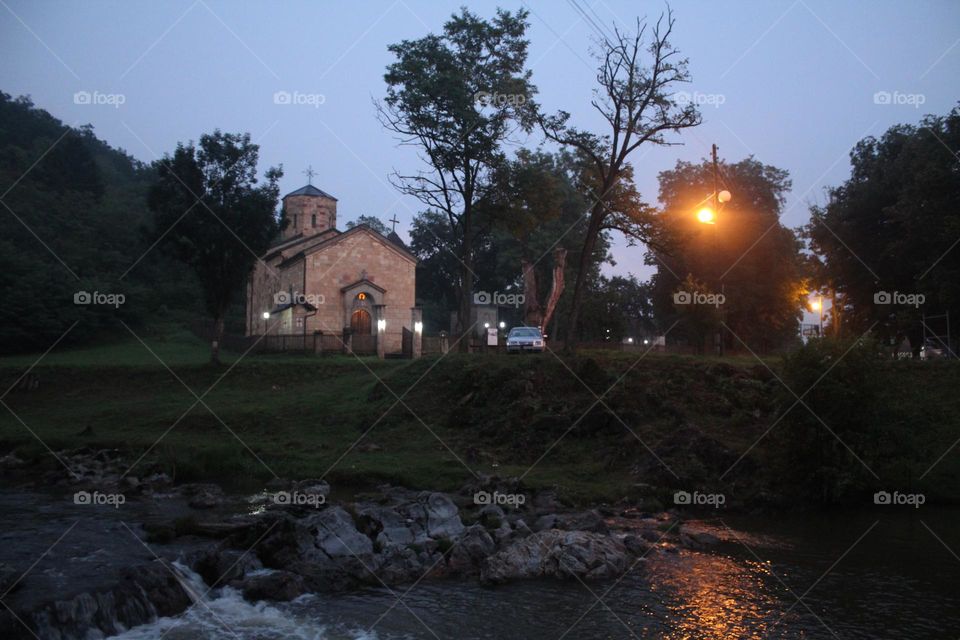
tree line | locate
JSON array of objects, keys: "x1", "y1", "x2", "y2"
[{"x1": 2, "y1": 5, "x2": 957, "y2": 361}]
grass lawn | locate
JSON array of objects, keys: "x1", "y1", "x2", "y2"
[{"x1": 2, "y1": 326, "x2": 958, "y2": 506}]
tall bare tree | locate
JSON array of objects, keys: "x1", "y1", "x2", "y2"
[{"x1": 540, "y1": 8, "x2": 701, "y2": 350}]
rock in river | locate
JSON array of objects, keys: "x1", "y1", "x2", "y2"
[{"x1": 480, "y1": 530, "x2": 630, "y2": 585}]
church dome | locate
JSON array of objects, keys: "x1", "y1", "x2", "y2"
[{"x1": 284, "y1": 184, "x2": 338, "y2": 200}]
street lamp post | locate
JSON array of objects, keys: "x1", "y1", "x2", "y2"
[
  {"x1": 712, "y1": 143, "x2": 720, "y2": 220},
  {"x1": 810, "y1": 295, "x2": 824, "y2": 336},
  {"x1": 702, "y1": 144, "x2": 731, "y2": 356},
  {"x1": 820, "y1": 295, "x2": 824, "y2": 336}
]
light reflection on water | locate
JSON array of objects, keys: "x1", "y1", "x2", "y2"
[
  {"x1": 654, "y1": 554, "x2": 784, "y2": 639},
  {"x1": 298, "y1": 511, "x2": 958, "y2": 640},
  {"x1": 297, "y1": 551, "x2": 818, "y2": 639}
]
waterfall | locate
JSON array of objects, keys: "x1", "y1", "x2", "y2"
[
  {"x1": 169, "y1": 561, "x2": 209, "y2": 605},
  {"x1": 108, "y1": 564, "x2": 378, "y2": 640}
]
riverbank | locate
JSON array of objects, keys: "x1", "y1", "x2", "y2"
[
  {"x1": 1, "y1": 329, "x2": 958, "y2": 508},
  {"x1": 1, "y1": 451, "x2": 956, "y2": 640},
  {"x1": 0, "y1": 449, "x2": 724, "y2": 639}
]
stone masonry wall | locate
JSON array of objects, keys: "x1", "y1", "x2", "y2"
[
  {"x1": 281, "y1": 194, "x2": 337, "y2": 240},
  {"x1": 303, "y1": 230, "x2": 415, "y2": 353}
]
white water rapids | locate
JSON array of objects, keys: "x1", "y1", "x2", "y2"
[{"x1": 108, "y1": 563, "x2": 379, "y2": 640}]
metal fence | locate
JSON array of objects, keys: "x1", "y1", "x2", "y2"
[
  {"x1": 192, "y1": 320, "x2": 747, "y2": 359},
  {"x1": 192, "y1": 321, "x2": 365, "y2": 356}
]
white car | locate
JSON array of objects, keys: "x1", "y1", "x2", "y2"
[
  {"x1": 506, "y1": 327, "x2": 545, "y2": 353},
  {"x1": 921, "y1": 339, "x2": 946, "y2": 360}
]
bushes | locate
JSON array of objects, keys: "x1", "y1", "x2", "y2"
[{"x1": 772, "y1": 337, "x2": 897, "y2": 504}]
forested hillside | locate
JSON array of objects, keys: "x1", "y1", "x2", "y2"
[{"x1": 0, "y1": 92, "x2": 202, "y2": 353}]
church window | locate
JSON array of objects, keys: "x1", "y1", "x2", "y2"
[
  {"x1": 312, "y1": 214, "x2": 317, "y2": 227},
  {"x1": 293, "y1": 214, "x2": 298, "y2": 228},
  {"x1": 295, "y1": 317, "x2": 304, "y2": 328}
]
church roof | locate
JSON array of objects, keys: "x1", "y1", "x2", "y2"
[
  {"x1": 386, "y1": 231, "x2": 408, "y2": 250},
  {"x1": 270, "y1": 299, "x2": 318, "y2": 314},
  {"x1": 264, "y1": 227, "x2": 337, "y2": 255},
  {"x1": 273, "y1": 224, "x2": 417, "y2": 268},
  {"x1": 284, "y1": 184, "x2": 338, "y2": 200},
  {"x1": 340, "y1": 278, "x2": 386, "y2": 294}
]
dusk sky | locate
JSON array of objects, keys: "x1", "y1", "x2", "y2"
[{"x1": 2, "y1": 0, "x2": 958, "y2": 282}]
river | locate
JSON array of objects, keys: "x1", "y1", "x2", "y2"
[{"x1": 2, "y1": 488, "x2": 957, "y2": 639}]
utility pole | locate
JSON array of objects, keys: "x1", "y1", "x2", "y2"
[
  {"x1": 712, "y1": 144, "x2": 719, "y2": 214},
  {"x1": 712, "y1": 143, "x2": 724, "y2": 357}
]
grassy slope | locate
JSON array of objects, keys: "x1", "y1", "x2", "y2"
[{"x1": 1, "y1": 327, "x2": 958, "y2": 506}]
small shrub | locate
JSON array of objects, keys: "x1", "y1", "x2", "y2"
[{"x1": 772, "y1": 337, "x2": 892, "y2": 504}]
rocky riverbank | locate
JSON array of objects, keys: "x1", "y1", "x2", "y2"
[{"x1": 0, "y1": 448, "x2": 724, "y2": 640}]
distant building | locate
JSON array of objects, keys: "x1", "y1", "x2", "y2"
[{"x1": 245, "y1": 183, "x2": 417, "y2": 354}]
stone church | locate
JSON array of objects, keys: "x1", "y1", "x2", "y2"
[{"x1": 245, "y1": 181, "x2": 417, "y2": 354}]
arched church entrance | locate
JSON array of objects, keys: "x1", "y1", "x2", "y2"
[{"x1": 350, "y1": 308, "x2": 372, "y2": 334}]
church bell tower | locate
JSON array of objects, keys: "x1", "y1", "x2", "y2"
[{"x1": 281, "y1": 166, "x2": 338, "y2": 240}]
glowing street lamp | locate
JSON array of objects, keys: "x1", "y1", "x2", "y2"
[
  {"x1": 697, "y1": 207, "x2": 716, "y2": 225},
  {"x1": 694, "y1": 145, "x2": 731, "y2": 225},
  {"x1": 810, "y1": 295, "x2": 824, "y2": 336}
]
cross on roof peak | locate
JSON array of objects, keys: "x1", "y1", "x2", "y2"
[
  {"x1": 389, "y1": 214, "x2": 399, "y2": 232},
  {"x1": 302, "y1": 165, "x2": 316, "y2": 185}
]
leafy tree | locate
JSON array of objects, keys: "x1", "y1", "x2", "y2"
[
  {"x1": 579, "y1": 274, "x2": 657, "y2": 342},
  {"x1": 378, "y1": 7, "x2": 537, "y2": 350},
  {"x1": 539, "y1": 9, "x2": 701, "y2": 351},
  {"x1": 346, "y1": 215, "x2": 390, "y2": 235},
  {"x1": 806, "y1": 107, "x2": 960, "y2": 355},
  {"x1": 409, "y1": 207, "x2": 505, "y2": 332},
  {"x1": 410, "y1": 209, "x2": 468, "y2": 331},
  {"x1": 672, "y1": 274, "x2": 724, "y2": 354},
  {"x1": 148, "y1": 131, "x2": 281, "y2": 364},
  {"x1": 408, "y1": 150, "x2": 615, "y2": 336},
  {"x1": 483, "y1": 149, "x2": 619, "y2": 341},
  {"x1": 483, "y1": 149, "x2": 570, "y2": 329},
  {"x1": 650, "y1": 156, "x2": 805, "y2": 352}
]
